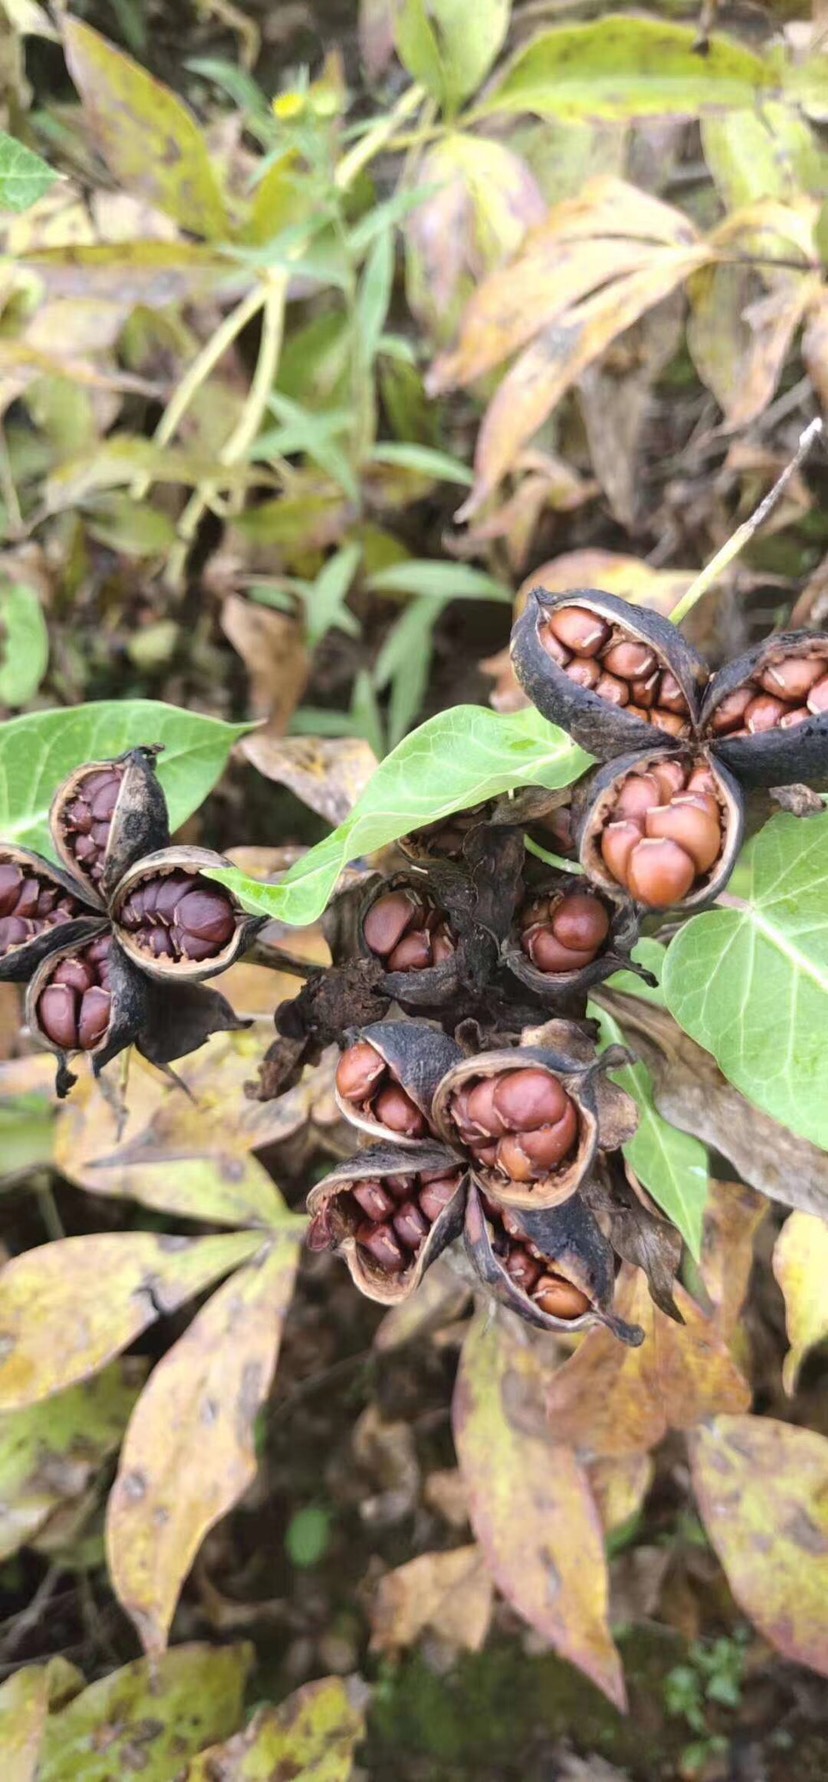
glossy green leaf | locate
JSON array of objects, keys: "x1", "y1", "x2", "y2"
[
  {"x1": 592, "y1": 1003, "x2": 707, "y2": 1257},
  {"x1": 0, "y1": 128, "x2": 56, "y2": 213},
  {"x1": 663, "y1": 811, "x2": 828, "y2": 1150},
  {"x1": 0, "y1": 582, "x2": 49, "y2": 707},
  {"x1": 208, "y1": 704, "x2": 590, "y2": 927},
  {"x1": 478, "y1": 17, "x2": 772, "y2": 121},
  {"x1": 0, "y1": 701, "x2": 250, "y2": 854},
  {"x1": 366, "y1": 560, "x2": 512, "y2": 601},
  {"x1": 0, "y1": 1360, "x2": 143, "y2": 1560}
]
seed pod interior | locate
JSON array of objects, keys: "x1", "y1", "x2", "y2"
[
  {"x1": 50, "y1": 749, "x2": 169, "y2": 900},
  {"x1": 112, "y1": 847, "x2": 247, "y2": 981},
  {"x1": 465, "y1": 1186, "x2": 597, "y2": 1332},
  {"x1": 578, "y1": 746, "x2": 744, "y2": 913},
  {"x1": 335, "y1": 1019, "x2": 462, "y2": 1145},
  {"x1": 701, "y1": 630, "x2": 828, "y2": 787},
  {"x1": 432, "y1": 1047, "x2": 598, "y2": 1211},
  {"x1": 0, "y1": 847, "x2": 93, "y2": 979},
  {"x1": 307, "y1": 1143, "x2": 466, "y2": 1305}
]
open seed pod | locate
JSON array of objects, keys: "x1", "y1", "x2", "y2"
[
  {"x1": 26, "y1": 930, "x2": 149, "y2": 1097},
  {"x1": 504, "y1": 875, "x2": 650, "y2": 1000},
  {"x1": 575, "y1": 745, "x2": 744, "y2": 913},
  {"x1": 431, "y1": 1045, "x2": 604, "y2": 1211},
  {"x1": 111, "y1": 847, "x2": 261, "y2": 981},
  {"x1": 510, "y1": 589, "x2": 708, "y2": 760},
  {"x1": 0, "y1": 846, "x2": 101, "y2": 980},
  {"x1": 306, "y1": 1141, "x2": 466, "y2": 1305},
  {"x1": 50, "y1": 748, "x2": 169, "y2": 901},
  {"x1": 357, "y1": 874, "x2": 465, "y2": 1010},
  {"x1": 464, "y1": 1184, "x2": 644, "y2": 1344},
  {"x1": 334, "y1": 1019, "x2": 463, "y2": 1145},
  {"x1": 701, "y1": 629, "x2": 828, "y2": 787}
]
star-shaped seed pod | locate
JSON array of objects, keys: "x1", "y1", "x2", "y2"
[
  {"x1": 510, "y1": 588, "x2": 828, "y2": 913},
  {"x1": 0, "y1": 749, "x2": 264, "y2": 1096}
]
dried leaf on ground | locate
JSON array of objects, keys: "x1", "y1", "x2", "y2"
[
  {"x1": 453, "y1": 1314, "x2": 625, "y2": 1709},
  {"x1": 0, "y1": 1665, "x2": 48, "y2": 1782},
  {"x1": 370, "y1": 1544, "x2": 493, "y2": 1654},
  {"x1": 0, "y1": 1359, "x2": 144, "y2": 1561},
  {"x1": 374, "y1": 1256, "x2": 471, "y2": 1352},
  {"x1": 578, "y1": 293, "x2": 683, "y2": 527},
  {"x1": 220, "y1": 596, "x2": 308, "y2": 726},
  {"x1": 424, "y1": 1467, "x2": 470, "y2": 1529},
  {"x1": 0, "y1": 1230, "x2": 261, "y2": 1410},
  {"x1": 690, "y1": 1414, "x2": 828, "y2": 1678},
  {"x1": 36, "y1": 1643, "x2": 252, "y2": 1782},
  {"x1": 544, "y1": 1267, "x2": 750, "y2": 1460},
  {"x1": 78, "y1": 1150, "x2": 290, "y2": 1228},
  {"x1": 241, "y1": 731, "x2": 378, "y2": 825},
  {"x1": 772, "y1": 1211, "x2": 828, "y2": 1393},
  {"x1": 180, "y1": 1678, "x2": 367, "y2": 1782}
]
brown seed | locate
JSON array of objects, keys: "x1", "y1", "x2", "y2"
[
  {"x1": 431, "y1": 928, "x2": 455, "y2": 965},
  {"x1": 614, "y1": 772, "x2": 663, "y2": 822},
  {"x1": 495, "y1": 1134, "x2": 535, "y2": 1182},
  {"x1": 15, "y1": 879, "x2": 39, "y2": 919},
  {"x1": 505, "y1": 1248, "x2": 542, "y2": 1294},
  {"x1": 533, "y1": 1274, "x2": 591, "y2": 1319},
  {"x1": 78, "y1": 986, "x2": 111, "y2": 1049},
  {"x1": 525, "y1": 928, "x2": 595, "y2": 974},
  {"x1": 745, "y1": 693, "x2": 787, "y2": 733},
  {"x1": 710, "y1": 687, "x2": 753, "y2": 734},
  {"x1": 626, "y1": 705, "x2": 651, "y2": 721},
  {"x1": 519, "y1": 1102, "x2": 579, "y2": 1167},
  {"x1": 658, "y1": 671, "x2": 689, "y2": 714},
  {"x1": 492, "y1": 1067, "x2": 569, "y2": 1132},
  {"x1": 629, "y1": 671, "x2": 661, "y2": 709},
  {"x1": 392, "y1": 1200, "x2": 429, "y2": 1248},
  {"x1": 602, "y1": 640, "x2": 657, "y2": 680},
  {"x1": 539, "y1": 625, "x2": 572, "y2": 667},
  {"x1": 175, "y1": 886, "x2": 235, "y2": 945},
  {"x1": 386, "y1": 927, "x2": 433, "y2": 973},
  {"x1": 627, "y1": 837, "x2": 696, "y2": 907},
  {"x1": 565, "y1": 657, "x2": 601, "y2": 689},
  {"x1": 90, "y1": 779, "x2": 120, "y2": 822},
  {"x1": 373, "y1": 1083, "x2": 428, "y2": 1138},
  {"x1": 472, "y1": 1141, "x2": 499, "y2": 1167},
  {"x1": 38, "y1": 983, "x2": 78, "y2": 1049},
  {"x1": 644, "y1": 796, "x2": 721, "y2": 873},
  {"x1": 594, "y1": 672, "x2": 629, "y2": 707},
  {"x1": 807, "y1": 675, "x2": 828, "y2": 715},
  {"x1": 466, "y1": 1076, "x2": 508, "y2": 1138},
  {"x1": 653, "y1": 759, "x2": 690, "y2": 800},
  {"x1": 551, "y1": 890, "x2": 610, "y2": 953},
  {"x1": 650, "y1": 709, "x2": 686, "y2": 736},
  {"x1": 355, "y1": 1221, "x2": 406, "y2": 1271},
  {"x1": 779, "y1": 706, "x2": 810, "y2": 728},
  {"x1": 0, "y1": 865, "x2": 23, "y2": 917},
  {"x1": 335, "y1": 1040, "x2": 385, "y2": 1101},
  {"x1": 0, "y1": 916, "x2": 33, "y2": 951},
  {"x1": 759, "y1": 655, "x2": 823, "y2": 701},
  {"x1": 686, "y1": 764, "x2": 716, "y2": 795},
  {"x1": 600, "y1": 819, "x2": 642, "y2": 887},
  {"x1": 52, "y1": 956, "x2": 95, "y2": 992},
  {"x1": 363, "y1": 890, "x2": 418, "y2": 957},
  {"x1": 352, "y1": 1181, "x2": 395, "y2": 1221},
  {"x1": 419, "y1": 1175, "x2": 461, "y2": 1221},
  {"x1": 548, "y1": 605, "x2": 610, "y2": 657}
]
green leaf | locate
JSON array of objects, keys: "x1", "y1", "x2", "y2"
[
  {"x1": 395, "y1": 0, "x2": 445, "y2": 103},
  {"x1": 477, "y1": 17, "x2": 772, "y2": 121},
  {"x1": 279, "y1": 542, "x2": 363, "y2": 647},
  {"x1": 0, "y1": 583, "x2": 48, "y2": 706},
  {"x1": 366, "y1": 560, "x2": 512, "y2": 601},
  {"x1": 63, "y1": 20, "x2": 229, "y2": 239},
  {"x1": 180, "y1": 1680, "x2": 366, "y2": 1782},
  {"x1": 370, "y1": 442, "x2": 473, "y2": 486},
  {"x1": 208, "y1": 704, "x2": 589, "y2": 926},
  {"x1": 702, "y1": 103, "x2": 828, "y2": 209},
  {"x1": 286, "y1": 1505, "x2": 332, "y2": 1568},
  {"x1": 663, "y1": 811, "x2": 828, "y2": 1151},
  {"x1": 592, "y1": 1003, "x2": 707, "y2": 1258},
  {"x1": 356, "y1": 227, "x2": 395, "y2": 372},
  {"x1": 0, "y1": 702, "x2": 250, "y2": 854},
  {"x1": 0, "y1": 128, "x2": 56, "y2": 213},
  {"x1": 0, "y1": 1091, "x2": 54, "y2": 1181},
  {"x1": 397, "y1": 0, "x2": 510, "y2": 110},
  {"x1": 0, "y1": 1361, "x2": 142, "y2": 1561},
  {"x1": 374, "y1": 595, "x2": 442, "y2": 746}
]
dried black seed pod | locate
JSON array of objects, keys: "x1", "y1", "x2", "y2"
[
  {"x1": 701, "y1": 630, "x2": 828, "y2": 788},
  {"x1": 431, "y1": 1041, "x2": 637, "y2": 1212},
  {"x1": 510, "y1": 589, "x2": 708, "y2": 761},
  {"x1": 111, "y1": 848, "x2": 260, "y2": 981},
  {"x1": 574, "y1": 745, "x2": 744, "y2": 913},
  {"x1": 464, "y1": 1184, "x2": 644, "y2": 1344},
  {"x1": 335, "y1": 1019, "x2": 463, "y2": 1145},
  {"x1": 0, "y1": 845, "x2": 101, "y2": 981},
  {"x1": 503, "y1": 874, "x2": 652, "y2": 1000},
  {"x1": 306, "y1": 1141, "x2": 466, "y2": 1304},
  {"x1": 50, "y1": 748, "x2": 169, "y2": 901},
  {"x1": 27, "y1": 931, "x2": 149, "y2": 1097}
]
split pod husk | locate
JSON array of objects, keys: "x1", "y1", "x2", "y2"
[
  {"x1": 464, "y1": 1183, "x2": 644, "y2": 1345},
  {"x1": 503, "y1": 874, "x2": 653, "y2": 1000},
  {"x1": 334, "y1": 1019, "x2": 464, "y2": 1145},
  {"x1": 111, "y1": 847, "x2": 262, "y2": 981},
  {"x1": 0, "y1": 845, "x2": 100, "y2": 981},
  {"x1": 50, "y1": 748, "x2": 170, "y2": 903},
  {"x1": 306, "y1": 1141, "x2": 466, "y2": 1304},
  {"x1": 574, "y1": 746, "x2": 744, "y2": 914},
  {"x1": 700, "y1": 630, "x2": 828, "y2": 788}
]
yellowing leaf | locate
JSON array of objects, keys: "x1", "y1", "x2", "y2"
[
  {"x1": 181, "y1": 1678, "x2": 366, "y2": 1782},
  {"x1": 772, "y1": 1211, "x2": 828, "y2": 1393},
  {"x1": 0, "y1": 1666, "x2": 48, "y2": 1782},
  {"x1": 690, "y1": 1415, "x2": 828, "y2": 1678},
  {"x1": 79, "y1": 1150, "x2": 291, "y2": 1229},
  {"x1": 107, "y1": 1237, "x2": 300, "y2": 1653},
  {"x1": 370, "y1": 1545, "x2": 493, "y2": 1654},
  {"x1": 405, "y1": 133, "x2": 545, "y2": 342},
  {"x1": 0, "y1": 1231, "x2": 261, "y2": 1410},
  {"x1": 63, "y1": 21, "x2": 228, "y2": 240},
  {"x1": 589, "y1": 1453, "x2": 653, "y2": 1536},
  {"x1": 37, "y1": 1643, "x2": 252, "y2": 1782},
  {"x1": 23, "y1": 241, "x2": 233, "y2": 305},
  {"x1": 452, "y1": 1316, "x2": 625, "y2": 1709},
  {"x1": 515, "y1": 549, "x2": 696, "y2": 620},
  {"x1": 0, "y1": 1360, "x2": 143, "y2": 1560}
]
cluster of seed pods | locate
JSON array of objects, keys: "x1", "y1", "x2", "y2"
[
  {"x1": 479, "y1": 1191, "x2": 590, "y2": 1319},
  {"x1": 335, "y1": 1038, "x2": 430, "y2": 1138},
  {"x1": 362, "y1": 887, "x2": 456, "y2": 974},
  {"x1": 37, "y1": 934, "x2": 113, "y2": 1052},
  {"x1": 540, "y1": 604, "x2": 691, "y2": 736},
  {"x1": 0, "y1": 860, "x2": 79, "y2": 958},
  {"x1": 117, "y1": 870, "x2": 237, "y2": 964}
]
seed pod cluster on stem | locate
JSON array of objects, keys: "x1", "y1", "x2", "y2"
[{"x1": 0, "y1": 748, "x2": 265, "y2": 1097}]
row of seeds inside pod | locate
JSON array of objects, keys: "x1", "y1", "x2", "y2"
[
  {"x1": 708, "y1": 651, "x2": 828, "y2": 736},
  {"x1": 362, "y1": 880, "x2": 613, "y2": 981},
  {"x1": 334, "y1": 1167, "x2": 463, "y2": 1273},
  {"x1": 0, "y1": 862, "x2": 79, "y2": 954},
  {"x1": 362, "y1": 888, "x2": 456, "y2": 971},
  {"x1": 37, "y1": 934, "x2": 113, "y2": 1051},
  {"x1": 482, "y1": 1192, "x2": 590, "y2": 1318},
  {"x1": 117, "y1": 871, "x2": 236, "y2": 962},
  {"x1": 600, "y1": 757, "x2": 723, "y2": 907},
  {"x1": 539, "y1": 605, "x2": 690, "y2": 735},
  {"x1": 61, "y1": 765, "x2": 124, "y2": 883}
]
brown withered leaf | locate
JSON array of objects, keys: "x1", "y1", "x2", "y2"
[
  {"x1": 578, "y1": 292, "x2": 683, "y2": 527},
  {"x1": 107, "y1": 1235, "x2": 300, "y2": 1653},
  {"x1": 180, "y1": 1678, "x2": 367, "y2": 1782},
  {"x1": 702, "y1": 1180, "x2": 767, "y2": 1341},
  {"x1": 424, "y1": 1467, "x2": 470, "y2": 1529},
  {"x1": 600, "y1": 992, "x2": 828, "y2": 1220},
  {"x1": 803, "y1": 289, "x2": 828, "y2": 412},
  {"x1": 374, "y1": 1257, "x2": 472, "y2": 1353},
  {"x1": 220, "y1": 594, "x2": 308, "y2": 725},
  {"x1": 241, "y1": 730, "x2": 378, "y2": 825},
  {"x1": 370, "y1": 1545, "x2": 493, "y2": 1656},
  {"x1": 772, "y1": 1211, "x2": 828, "y2": 1393},
  {"x1": 690, "y1": 1414, "x2": 828, "y2": 1678},
  {"x1": 688, "y1": 256, "x2": 817, "y2": 430},
  {"x1": 453, "y1": 1315, "x2": 625, "y2": 1709},
  {"x1": 544, "y1": 1267, "x2": 750, "y2": 1460},
  {"x1": 584, "y1": 1165, "x2": 682, "y2": 1322},
  {"x1": 515, "y1": 548, "x2": 695, "y2": 620}
]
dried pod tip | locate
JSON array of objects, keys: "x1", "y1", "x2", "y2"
[
  {"x1": 600, "y1": 760, "x2": 724, "y2": 909},
  {"x1": 61, "y1": 765, "x2": 125, "y2": 885},
  {"x1": 519, "y1": 888, "x2": 611, "y2": 976},
  {"x1": 117, "y1": 871, "x2": 236, "y2": 963},
  {"x1": 710, "y1": 651, "x2": 828, "y2": 737},
  {"x1": 37, "y1": 934, "x2": 113, "y2": 1053},
  {"x1": 0, "y1": 862, "x2": 81, "y2": 957},
  {"x1": 344, "y1": 1166, "x2": 463, "y2": 1276},
  {"x1": 335, "y1": 1040, "x2": 428, "y2": 1138},
  {"x1": 363, "y1": 889, "x2": 456, "y2": 973},
  {"x1": 453, "y1": 1066, "x2": 578, "y2": 1184},
  {"x1": 540, "y1": 604, "x2": 692, "y2": 734},
  {"x1": 483, "y1": 1194, "x2": 590, "y2": 1318}
]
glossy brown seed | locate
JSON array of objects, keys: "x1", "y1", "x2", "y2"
[
  {"x1": 525, "y1": 929, "x2": 595, "y2": 974},
  {"x1": 655, "y1": 758, "x2": 691, "y2": 800},
  {"x1": 614, "y1": 772, "x2": 663, "y2": 822},
  {"x1": 335, "y1": 1040, "x2": 385, "y2": 1101},
  {"x1": 373, "y1": 1083, "x2": 428, "y2": 1138},
  {"x1": 466, "y1": 1076, "x2": 508, "y2": 1137},
  {"x1": 745, "y1": 693, "x2": 787, "y2": 733},
  {"x1": 352, "y1": 1181, "x2": 395, "y2": 1221},
  {"x1": 551, "y1": 891, "x2": 610, "y2": 952},
  {"x1": 779, "y1": 706, "x2": 810, "y2": 728},
  {"x1": 602, "y1": 640, "x2": 657, "y2": 680},
  {"x1": 594, "y1": 672, "x2": 629, "y2": 707},
  {"x1": 644, "y1": 797, "x2": 721, "y2": 873},
  {"x1": 547, "y1": 606, "x2": 610, "y2": 657},
  {"x1": 78, "y1": 986, "x2": 111, "y2": 1049},
  {"x1": 759, "y1": 655, "x2": 823, "y2": 701},
  {"x1": 0, "y1": 865, "x2": 22, "y2": 916},
  {"x1": 505, "y1": 1248, "x2": 542, "y2": 1294},
  {"x1": 472, "y1": 1141, "x2": 499, "y2": 1167},
  {"x1": 0, "y1": 916, "x2": 32, "y2": 951},
  {"x1": 601, "y1": 819, "x2": 642, "y2": 887},
  {"x1": 38, "y1": 983, "x2": 78, "y2": 1049},
  {"x1": 627, "y1": 837, "x2": 696, "y2": 908},
  {"x1": 363, "y1": 891, "x2": 418, "y2": 957},
  {"x1": 355, "y1": 1221, "x2": 406, "y2": 1271},
  {"x1": 533, "y1": 1274, "x2": 591, "y2": 1318},
  {"x1": 539, "y1": 625, "x2": 572, "y2": 667},
  {"x1": 519, "y1": 1102, "x2": 579, "y2": 1166},
  {"x1": 90, "y1": 779, "x2": 120, "y2": 821},
  {"x1": 658, "y1": 671, "x2": 689, "y2": 714},
  {"x1": 431, "y1": 929, "x2": 455, "y2": 965},
  {"x1": 52, "y1": 956, "x2": 95, "y2": 993},
  {"x1": 630, "y1": 671, "x2": 660, "y2": 709},
  {"x1": 649, "y1": 709, "x2": 685, "y2": 736},
  {"x1": 492, "y1": 1067, "x2": 569, "y2": 1132},
  {"x1": 686, "y1": 764, "x2": 716, "y2": 795},
  {"x1": 626, "y1": 705, "x2": 651, "y2": 721},
  {"x1": 386, "y1": 928, "x2": 433, "y2": 973},
  {"x1": 175, "y1": 887, "x2": 235, "y2": 944},
  {"x1": 807, "y1": 675, "x2": 828, "y2": 715},
  {"x1": 419, "y1": 1175, "x2": 461, "y2": 1221},
  {"x1": 709, "y1": 687, "x2": 753, "y2": 734},
  {"x1": 565, "y1": 658, "x2": 601, "y2": 689},
  {"x1": 15, "y1": 879, "x2": 39, "y2": 919},
  {"x1": 392, "y1": 1201, "x2": 429, "y2": 1248}
]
